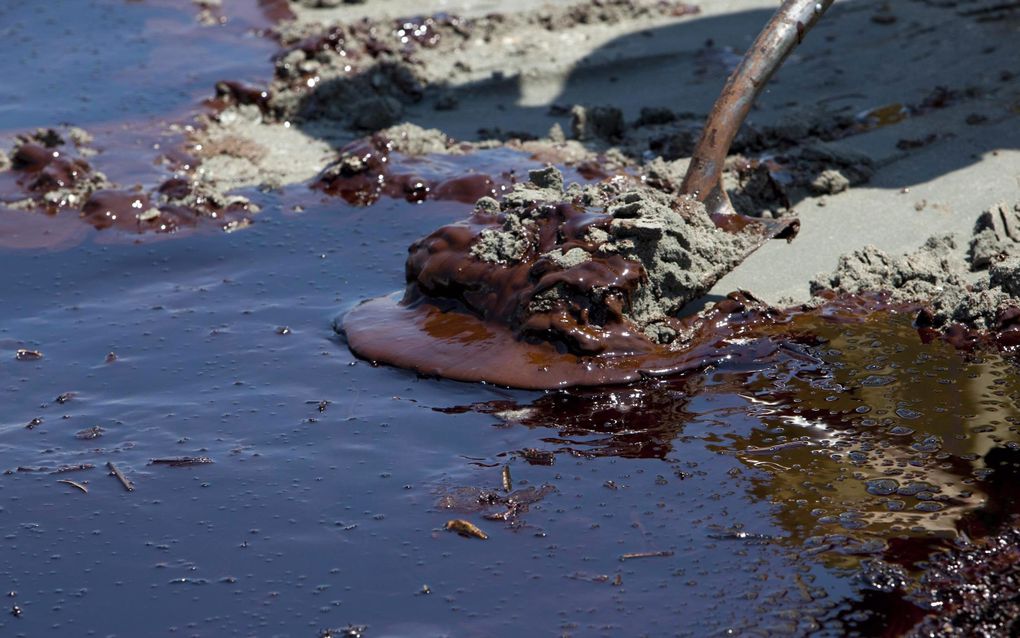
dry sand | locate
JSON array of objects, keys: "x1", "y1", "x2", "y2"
[{"x1": 182, "y1": 0, "x2": 1020, "y2": 310}]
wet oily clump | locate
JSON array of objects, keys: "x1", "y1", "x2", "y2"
[
  {"x1": 0, "y1": 128, "x2": 258, "y2": 234},
  {"x1": 312, "y1": 124, "x2": 506, "y2": 207},
  {"x1": 909, "y1": 527, "x2": 1020, "y2": 637},
  {"x1": 1, "y1": 128, "x2": 109, "y2": 212},
  {"x1": 405, "y1": 166, "x2": 786, "y2": 352},
  {"x1": 341, "y1": 166, "x2": 795, "y2": 387}
]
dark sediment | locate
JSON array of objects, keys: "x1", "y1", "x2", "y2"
[
  {"x1": 0, "y1": 128, "x2": 259, "y2": 237},
  {"x1": 908, "y1": 528, "x2": 1020, "y2": 637}
]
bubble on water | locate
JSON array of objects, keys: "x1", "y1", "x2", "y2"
[
  {"x1": 911, "y1": 436, "x2": 942, "y2": 453},
  {"x1": 897, "y1": 481, "x2": 936, "y2": 496},
  {"x1": 895, "y1": 407, "x2": 922, "y2": 420},
  {"x1": 838, "y1": 511, "x2": 867, "y2": 530},
  {"x1": 848, "y1": 451, "x2": 868, "y2": 463},
  {"x1": 865, "y1": 479, "x2": 899, "y2": 496},
  {"x1": 861, "y1": 375, "x2": 895, "y2": 387},
  {"x1": 914, "y1": 501, "x2": 946, "y2": 512}
]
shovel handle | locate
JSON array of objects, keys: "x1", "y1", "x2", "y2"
[{"x1": 681, "y1": 0, "x2": 835, "y2": 215}]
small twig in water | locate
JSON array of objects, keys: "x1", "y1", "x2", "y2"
[
  {"x1": 620, "y1": 550, "x2": 674, "y2": 561},
  {"x1": 15, "y1": 349, "x2": 42, "y2": 361},
  {"x1": 106, "y1": 462, "x2": 135, "y2": 492},
  {"x1": 57, "y1": 479, "x2": 88, "y2": 494},
  {"x1": 745, "y1": 460, "x2": 791, "y2": 472},
  {"x1": 444, "y1": 519, "x2": 488, "y2": 540},
  {"x1": 149, "y1": 457, "x2": 214, "y2": 467},
  {"x1": 501, "y1": 465, "x2": 512, "y2": 493},
  {"x1": 732, "y1": 440, "x2": 812, "y2": 456}
]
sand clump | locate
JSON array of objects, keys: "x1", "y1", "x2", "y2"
[
  {"x1": 188, "y1": 1, "x2": 897, "y2": 210},
  {"x1": 465, "y1": 166, "x2": 786, "y2": 344},
  {"x1": 190, "y1": 2, "x2": 710, "y2": 191},
  {"x1": 969, "y1": 201, "x2": 1020, "y2": 270},
  {"x1": 811, "y1": 202, "x2": 1020, "y2": 331}
]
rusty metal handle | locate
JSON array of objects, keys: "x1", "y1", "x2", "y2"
[{"x1": 680, "y1": 0, "x2": 835, "y2": 215}]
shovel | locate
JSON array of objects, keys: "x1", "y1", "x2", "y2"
[
  {"x1": 682, "y1": 0, "x2": 835, "y2": 216},
  {"x1": 340, "y1": 0, "x2": 837, "y2": 388}
]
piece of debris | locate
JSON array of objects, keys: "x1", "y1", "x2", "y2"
[
  {"x1": 518, "y1": 448, "x2": 555, "y2": 465},
  {"x1": 106, "y1": 461, "x2": 135, "y2": 492},
  {"x1": 501, "y1": 465, "x2": 512, "y2": 492},
  {"x1": 444, "y1": 519, "x2": 488, "y2": 540},
  {"x1": 50, "y1": 464, "x2": 95, "y2": 474},
  {"x1": 57, "y1": 479, "x2": 88, "y2": 494},
  {"x1": 727, "y1": 440, "x2": 813, "y2": 456},
  {"x1": 620, "y1": 550, "x2": 674, "y2": 561},
  {"x1": 75, "y1": 426, "x2": 104, "y2": 440},
  {"x1": 149, "y1": 457, "x2": 214, "y2": 467}
]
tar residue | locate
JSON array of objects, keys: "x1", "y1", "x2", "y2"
[
  {"x1": 0, "y1": 133, "x2": 257, "y2": 239},
  {"x1": 16, "y1": 140, "x2": 1014, "y2": 635},
  {"x1": 312, "y1": 132, "x2": 514, "y2": 207},
  {"x1": 442, "y1": 294, "x2": 1020, "y2": 632}
]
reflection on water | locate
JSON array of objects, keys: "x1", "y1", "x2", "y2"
[
  {"x1": 735, "y1": 311, "x2": 1020, "y2": 560},
  {"x1": 455, "y1": 306, "x2": 1020, "y2": 601},
  {"x1": 442, "y1": 376, "x2": 707, "y2": 459}
]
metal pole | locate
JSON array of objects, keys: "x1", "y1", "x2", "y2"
[{"x1": 680, "y1": 0, "x2": 836, "y2": 216}]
